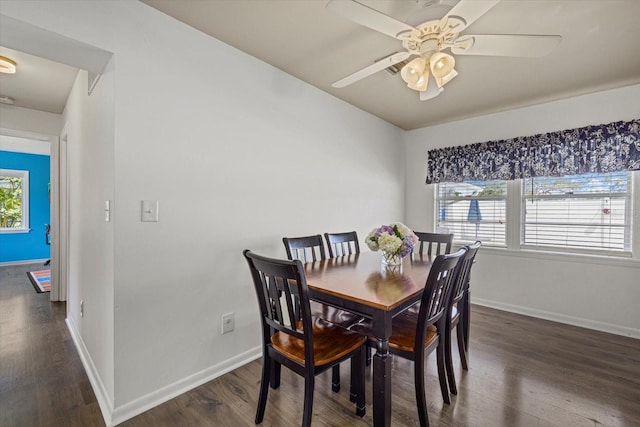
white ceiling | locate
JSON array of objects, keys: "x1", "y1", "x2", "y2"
[
  {"x1": 0, "y1": 46, "x2": 78, "y2": 114},
  {"x1": 2, "y1": 1, "x2": 639, "y2": 129},
  {"x1": 141, "y1": 0, "x2": 640, "y2": 130}
]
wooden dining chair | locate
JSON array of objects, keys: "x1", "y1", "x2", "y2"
[
  {"x1": 283, "y1": 234, "x2": 326, "y2": 263},
  {"x1": 324, "y1": 231, "x2": 360, "y2": 258},
  {"x1": 243, "y1": 250, "x2": 366, "y2": 426},
  {"x1": 351, "y1": 248, "x2": 466, "y2": 427},
  {"x1": 413, "y1": 232, "x2": 454, "y2": 256},
  {"x1": 283, "y1": 234, "x2": 363, "y2": 392},
  {"x1": 444, "y1": 241, "x2": 481, "y2": 396},
  {"x1": 406, "y1": 232, "x2": 455, "y2": 319}
]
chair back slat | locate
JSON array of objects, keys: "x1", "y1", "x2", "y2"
[
  {"x1": 244, "y1": 250, "x2": 311, "y2": 346},
  {"x1": 415, "y1": 248, "x2": 466, "y2": 348},
  {"x1": 449, "y1": 241, "x2": 482, "y2": 306},
  {"x1": 281, "y1": 277, "x2": 300, "y2": 332},
  {"x1": 324, "y1": 231, "x2": 360, "y2": 258},
  {"x1": 266, "y1": 274, "x2": 283, "y2": 323},
  {"x1": 414, "y1": 232, "x2": 454, "y2": 257},
  {"x1": 283, "y1": 235, "x2": 326, "y2": 263}
]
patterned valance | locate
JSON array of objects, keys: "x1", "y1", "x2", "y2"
[{"x1": 426, "y1": 118, "x2": 640, "y2": 184}]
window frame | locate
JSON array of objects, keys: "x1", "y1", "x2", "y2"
[
  {"x1": 0, "y1": 168, "x2": 30, "y2": 234},
  {"x1": 434, "y1": 171, "x2": 637, "y2": 259}
]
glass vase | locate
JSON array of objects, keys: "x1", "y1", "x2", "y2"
[{"x1": 381, "y1": 251, "x2": 402, "y2": 268}]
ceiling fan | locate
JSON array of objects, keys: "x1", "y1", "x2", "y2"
[{"x1": 327, "y1": 0, "x2": 562, "y2": 101}]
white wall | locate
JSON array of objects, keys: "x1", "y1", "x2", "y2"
[
  {"x1": 1, "y1": 1, "x2": 404, "y2": 425},
  {"x1": 0, "y1": 104, "x2": 61, "y2": 140},
  {"x1": 0, "y1": 134, "x2": 50, "y2": 155},
  {"x1": 404, "y1": 84, "x2": 640, "y2": 338},
  {"x1": 8, "y1": 2, "x2": 637, "y2": 425},
  {"x1": 62, "y1": 64, "x2": 116, "y2": 413}
]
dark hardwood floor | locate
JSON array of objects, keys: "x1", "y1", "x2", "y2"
[{"x1": 2, "y1": 263, "x2": 639, "y2": 426}]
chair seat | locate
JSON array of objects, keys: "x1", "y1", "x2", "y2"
[
  {"x1": 272, "y1": 317, "x2": 367, "y2": 367},
  {"x1": 350, "y1": 311, "x2": 438, "y2": 353},
  {"x1": 310, "y1": 301, "x2": 364, "y2": 329}
]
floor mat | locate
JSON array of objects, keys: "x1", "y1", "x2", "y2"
[{"x1": 27, "y1": 270, "x2": 51, "y2": 293}]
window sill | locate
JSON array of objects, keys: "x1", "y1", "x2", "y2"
[
  {"x1": 474, "y1": 245, "x2": 640, "y2": 269},
  {"x1": 0, "y1": 228, "x2": 31, "y2": 234}
]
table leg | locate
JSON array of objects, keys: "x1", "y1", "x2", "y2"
[{"x1": 373, "y1": 339, "x2": 391, "y2": 427}]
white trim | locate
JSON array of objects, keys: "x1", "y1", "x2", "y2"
[
  {"x1": 0, "y1": 258, "x2": 48, "y2": 266},
  {"x1": 472, "y1": 297, "x2": 640, "y2": 339},
  {"x1": 66, "y1": 316, "x2": 114, "y2": 427},
  {"x1": 110, "y1": 348, "x2": 262, "y2": 426},
  {"x1": 0, "y1": 134, "x2": 51, "y2": 155},
  {"x1": 49, "y1": 134, "x2": 61, "y2": 302},
  {"x1": 478, "y1": 245, "x2": 640, "y2": 269},
  {"x1": 0, "y1": 228, "x2": 31, "y2": 234},
  {"x1": 0, "y1": 127, "x2": 52, "y2": 142},
  {"x1": 68, "y1": 307, "x2": 262, "y2": 427},
  {"x1": 0, "y1": 168, "x2": 29, "y2": 231}
]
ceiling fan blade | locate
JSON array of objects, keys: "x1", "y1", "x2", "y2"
[
  {"x1": 332, "y1": 52, "x2": 411, "y2": 88},
  {"x1": 451, "y1": 34, "x2": 562, "y2": 57},
  {"x1": 442, "y1": 0, "x2": 500, "y2": 33},
  {"x1": 327, "y1": 0, "x2": 416, "y2": 39}
]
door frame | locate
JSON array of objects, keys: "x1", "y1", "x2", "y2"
[{"x1": 50, "y1": 124, "x2": 69, "y2": 302}]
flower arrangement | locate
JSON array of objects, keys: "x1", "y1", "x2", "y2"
[{"x1": 365, "y1": 223, "x2": 419, "y2": 261}]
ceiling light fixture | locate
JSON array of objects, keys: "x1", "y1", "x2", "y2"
[
  {"x1": 429, "y1": 52, "x2": 457, "y2": 88},
  {"x1": 400, "y1": 51, "x2": 457, "y2": 98},
  {"x1": 400, "y1": 57, "x2": 429, "y2": 91},
  {"x1": 0, "y1": 56, "x2": 17, "y2": 74}
]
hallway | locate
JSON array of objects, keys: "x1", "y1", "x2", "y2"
[{"x1": 0, "y1": 263, "x2": 103, "y2": 426}]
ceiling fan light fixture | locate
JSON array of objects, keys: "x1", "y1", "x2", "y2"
[
  {"x1": 429, "y1": 52, "x2": 455, "y2": 78},
  {"x1": 435, "y1": 68, "x2": 458, "y2": 88},
  {"x1": 0, "y1": 56, "x2": 17, "y2": 74},
  {"x1": 401, "y1": 57, "x2": 431, "y2": 91},
  {"x1": 429, "y1": 52, "x2": 457, "y2": 88},
  {"x1": 419, "y1": 72, "x2": 443, "y2": 101},
  {"x1": 400, "y1": 57, "x2": 427, "y2": 85},
  {"x1": 409, "y1": 71, "x2": 430, "y2": 91}
]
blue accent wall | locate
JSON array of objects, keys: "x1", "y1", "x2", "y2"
[{"x1": 0, "y1": 150, "x2": 51, "y2": 263}]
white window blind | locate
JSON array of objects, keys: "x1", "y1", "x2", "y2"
[
  {"x1": 522, "y1": 171, "x2": 631, "y2": 252},
  {"x1": 436, "y1": 180, "x2": 507, "y2": 246}
]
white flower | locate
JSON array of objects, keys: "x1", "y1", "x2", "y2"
[
  {"x1": 378, "y1": 233, "x2": 402, "y2": 254},
  {"x1": 365, "y1": 230, "x2": 379, "y2": 251},
  {"x1": 366, "y1": 222, "x2": 418, "y2": 257}
]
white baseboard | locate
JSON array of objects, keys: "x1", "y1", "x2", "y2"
[
  {"x1": 472, "y1": 297, "x2": 640, "y2": 340},
  {"x1": 110, "y1": 347, "x2": 262, "y2": 426},
  {"x1": 0, "y1": 258, "x2": 49, "y2": 266},
  {"x1": 67, "y1": 314, "x2": 262, "y2": 427},
  {"x1": 66, "y1": 316, "x2": 114, "y2": 427}
]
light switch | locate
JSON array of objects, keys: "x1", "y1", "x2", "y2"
[
  {"x1": 141, "y1": 200, "x2": 159, "y2": 222},
  {"x1": 104, "y1": 200, "x2": 110, "y2": 222}
]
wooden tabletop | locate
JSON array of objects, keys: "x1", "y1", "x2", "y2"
[{"x1": 303, "y1": 252, "x2": 434, "y2": 311}]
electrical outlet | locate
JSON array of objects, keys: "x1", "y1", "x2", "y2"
[
  {"x1": 80, "y1": 300, "x2": 84, "y2": 317},
  {"x1": 221, "y1": 312, "x2": 235, "y2": 334}
]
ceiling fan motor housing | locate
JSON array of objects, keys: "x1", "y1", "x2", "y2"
[{"x1": 401, "y1": 18, "x2": 464, "y2": 56}]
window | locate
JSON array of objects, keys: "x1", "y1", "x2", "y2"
[
  {"x1": 522, "y1": 171, "x2": 631, "y2": 253},
  {"x1": 435, "y1": 171, "x2": 634, "y2": 256},
  {"x1": 436, "y1": 180, "x2": 507, "y2": 246},
  {"x1": 0, "y1": 169, "x2": 29, "y2": 233}
]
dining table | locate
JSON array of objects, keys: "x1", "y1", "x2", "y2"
[{"x1": 304, "y1": 251, "x2": 434, "y2": 427}]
